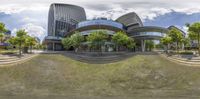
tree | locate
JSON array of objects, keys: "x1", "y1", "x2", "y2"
[
  {"x1": 188, "y1": 22, "x2": 200, "y2": 55},
  {"x1": 168, "y1": 27, "x2": 184, "y2": 53},
  {"x1": 145, "y1": 40, "x2": 154, "y2": 51},
  {"x1": 181, "y1": 37, "x2": 190, "y2": 51},
  {"x1": 161, "y1": 36, "x2": 172, "y2": 53},
  {"x1": 112, "y1": 31, "x2": 129, "y2": 51},
  {"x1": 0, "y1": 33, "x2": 4, "y2": 43},
  {"x1": 62, "y1": 32, "x2": 84, "y2": 52},
  {"x1": 25, "y1": 36, "x2": 37, "y2": 53},
  {"x1": 126, "y1": 37, "x2": 135, "y2": 51},
  {"x1": 0, "y1": 22, "x2": 7, "y2": 33},
  {"x1": 62, "y1": 37, "x2": 72, "y2": 50},
  {"x1": 15, "y1": 29, "x2": 28, "y2": 56},
  {"x1": 87, "y1": 31, "x2": 108, "y2": 52},
  {"x1": 0, "y1": 22, "x2": 7, "y2": 43},
  {"x1": 70, "y1": 32, "x2": 84, "y2": 52}
]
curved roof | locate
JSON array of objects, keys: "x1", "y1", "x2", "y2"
[
  {"x1": 168, "y1": 25, "x2": 186, "y2": 36},
  {"x1": 127, "y1": 26, "x2": 169, "y2": 33},
  {"x1": 66, "y1": 24, "x2": 124, "y2": 36},
  {"x1": 50, "y1": 3, "x2": 85, "y2": 10},
  {"x1": 127, "y1": 26, "x2": 169, "y2": 39},
  {"x1": 116, "y1": 12, "x2": 143, "y2": 28}
]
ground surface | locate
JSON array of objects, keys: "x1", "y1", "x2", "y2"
[{"x1": 0, "y1": 53, "x2": 200, "y2": 99}]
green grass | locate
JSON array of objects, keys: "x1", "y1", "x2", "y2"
[
  {"x1": 0, "y1": 53, "x2": 200, "y2": 98},
  {"x1": 0, "y1": 49, "x2": 18, "y2": 54}
]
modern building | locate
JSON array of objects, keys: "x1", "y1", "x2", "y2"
[
  {"x1": 44, "y1": 3, "x2": 86, "y2": 51},
  {"x1": 44, "y1": 3, "x2": 184, "y2": 51}
]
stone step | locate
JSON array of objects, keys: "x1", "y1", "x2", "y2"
[
  {"x1": 165, "y1": 56, "x2": 200, "y2": 66},
  {"x1": 0, "y1": 54, "x2": 37, "y2": 66},
  {"x1": 0, "y1": 57, "x2": 18, "y2": 60},
  {"x1": 0, "y1": 58, "x2": 20, "y2": 62},
  {"x1": 171, "y1": 57, "x2": 200, "y2": 62}
]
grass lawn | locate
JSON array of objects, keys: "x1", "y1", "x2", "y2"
[
  {"x1": 0, "y1": 53, "x2": 200, "y2": 99},
  {"x1": 0, "y1": 49, "x2": 18, "y2": 54}
]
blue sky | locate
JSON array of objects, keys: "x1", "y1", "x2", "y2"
[{"x1": 0, "y1": 0, "x2": 200, "y2": 41}]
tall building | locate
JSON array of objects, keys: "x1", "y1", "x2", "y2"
[{"x1": 44, "y1": 3, "x2": 86, "y2": 51}]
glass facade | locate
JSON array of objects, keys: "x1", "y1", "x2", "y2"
[
  {"x1": 131, "y1": 32, "x2": 165, "y2": 37},
  {"x1": 77, "y1": 20, "x2": 124, "y2": 29},
  {"x1": 80, "y1": 29, "x2": 115, "y2": 36}
]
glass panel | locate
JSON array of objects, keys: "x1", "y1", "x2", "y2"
[{"x1": 77, "y1": 20, "x2": 123, "y2": 29}]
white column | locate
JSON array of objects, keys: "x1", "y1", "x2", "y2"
[
  {"x1": 141, "y1": 39, "x2": 145, "y2": 52},
  {"x1": 53, "y1": 42, "x2": 55, "y2": 51}
]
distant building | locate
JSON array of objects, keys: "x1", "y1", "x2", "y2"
[
  {"x1": 34, "y1": 37, "x2": 40, "y2": 43},
  {"x1": 0, "y1": 30, "x2": 11, "y2": 47}
]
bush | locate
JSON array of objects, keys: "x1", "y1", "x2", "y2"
[{"x1": 178, "y1": 51, "x2": 193, "y2": 55}]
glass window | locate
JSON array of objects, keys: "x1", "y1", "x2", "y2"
[{"x1": 77, "y1": 20, "x2": 123, "y2": 29}]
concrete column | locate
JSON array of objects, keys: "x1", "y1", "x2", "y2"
[
  {"x1": 53, "y1": 42, "x2": 55, "y2": 51},
  {"x1": 141, "y1": 39, "x2": 145, "y2": 52}
]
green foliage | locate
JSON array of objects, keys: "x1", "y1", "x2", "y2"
[
  {"x1": 188, "y1": 31, "x2": 198, "y2": 40},
  {"x1": 70, "y1": 32, "x2": 84, "y2": 48},
  {"x1": 168, "y1": 27, "x2": 183, "y2": 43},
  {"x1": 0, "y1": 22, "x2": 7, "y2": 43},
  {"x1": 188, "y1": 22, "x2": 200, "y2": 54},
  {"x1": 161, "y1": 36, "x2": 172, "y2": 45},
  {"x1": 0, "y1": 33, "x2": 4, "y2": 43},
  {"x1": 112, "y1": 31, "x2": 129, "y2": 46},
  {"x1": 87, "y1": 31, "x2": 109, "y2": 51},
  {"x1": 87, "y1": 31, "x2": 108, "y2": 43},
  {"x1": 62, "y1": 32, "x2": 84, "y2": 50},
  {"x1": 112, "y1": 31, "x2": 135, "y2": 51},
  {"x1": 181, "y1": 37, "x2": 190, "y2": 47},
  {"x1": 145, "y1": 40, "x2": 154, "y2": 51},
  {"x1": 178, "y1": 51, "x2": 193, "y2": 55},
  {"x1": 15, "y1": 29, "x2": 28, "y2": 55},
  {"x1": 25, "y1": 36, "x2": 37, "y2": 47},
  {"x1": 62, "y1": 37, "x2": 72, "y2": 49},
  {"x1": 8, "y1": 29, "x2": 37, "y2": 55},
  {"x1": 126, "y1": 38, "x2": 135, "y2": 49},
  {"x1": 0, "y1": 22, "x2": 7, "y2": 33},
  {"x1": 188, "y1": 22, "x2": 200, "y2": 36},
  {"x1": 8, "y1": 37, "x2": 18, "y2": 45},
  {"x1": 168, "y1": 27, "x2": 184, "y2": 52}
]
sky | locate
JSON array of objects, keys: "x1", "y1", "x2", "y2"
[{"x1": 0, "y1": 0, "x2": 200, "y2": 41}]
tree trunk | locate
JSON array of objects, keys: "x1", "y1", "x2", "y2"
[
  {"x1": 19, "y1": 41, "x2": 22, "y2": 57},
  {"x1": 167, "y1": 43, "x2": 170, "y2": 53},
  {"x1": 116, "y1": 45, "x2": 119, "y2": 52},
  {"x1": 176, "y1": 41, "x2": 179, "y2": 54},
  {"x1": 30, "y1": 45, "x2": 32, "y2": 53}
]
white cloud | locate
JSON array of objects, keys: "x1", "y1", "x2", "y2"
[
  {"x1": 182, "y1": 26, "x2": 189, "y2": 36},
  {"x1": 0, "y1": 0, "x2": 200, "y2": 22},
  {"x1": 11, "y1": 28, "x2": 17, "y2": 36},
  {"x1": 1, "y1": 0, "x2": 200, "y2": 40},
  {"x1": 0, "y1": 4, "x2": 48, "y2": 14},
  {"x1": 11, "y1": 23, "x2": 46, "y2": 39},
  {"x1": 22, "y1": 17, "x2": 38, "y2": 23},
  {"x1": 22, "y1": 23, "x2": 46, "y2": 38}
]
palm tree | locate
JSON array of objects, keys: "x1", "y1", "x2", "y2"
[{"x1": 16, "y1": 29, "x2": 28, "y2": 56}]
